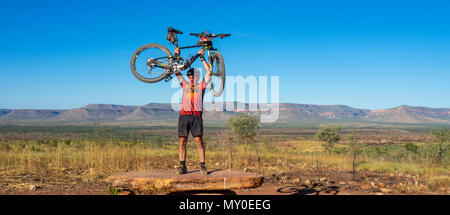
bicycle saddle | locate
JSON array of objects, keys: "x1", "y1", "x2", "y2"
[
  {"x1": 168, "y1": 27, "x2": 183, "y2": 34},
  {"x1": 167, "y1": 27, "x2": 183, "y2": 45}
]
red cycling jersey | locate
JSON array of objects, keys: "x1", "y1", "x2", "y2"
[{"x1": 180, "y1": 79, "x2": 206, "y2": 116}]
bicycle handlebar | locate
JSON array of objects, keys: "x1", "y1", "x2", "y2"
[
  {"x1": 189, "y1": 32, "x2": 231, "y2": 39},
  {"x1": 189, "y1": 33, "x2": 203, "y2": 37}
]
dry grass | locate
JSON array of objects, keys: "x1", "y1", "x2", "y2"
[
  {"x1": 0, "y1": 139, "x2": 448, "y2": 194},
  {"x1": 0, "y1": 140, "x2": 443, "y2": 175},
  {"x1": 427, "y1": 176, "x2": 450, "y2": 192},
  {"x1": 0, "y1": 141, "x2": 179, "y2": 179}
]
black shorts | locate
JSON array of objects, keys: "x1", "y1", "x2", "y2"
[{"x1": 178, "y1": 115, "x2": 203, "y2": 137}]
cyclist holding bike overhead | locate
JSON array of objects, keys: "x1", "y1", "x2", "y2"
[
  {"x1": 130, "y1": 27, "x2": 230, "y2": 174},
  {"x1": 174, "y1": 47, "x2": 212, "y2": 175}
]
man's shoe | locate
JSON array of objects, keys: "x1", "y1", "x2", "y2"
[
  {"x1": 177, "y1": 165, "x2": 187, "y2": 175},
  {"x1": 200, "y1": 165, "x2": 208, "y2": 175}
]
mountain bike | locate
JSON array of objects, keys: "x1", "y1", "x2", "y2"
[{"x1": 130, "y1": 27, "x2": 230, "y2": 97}]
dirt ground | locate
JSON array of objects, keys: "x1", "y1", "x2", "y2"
[{"x1": 0, "y1": 168, "x2": 444, "y2": 195}]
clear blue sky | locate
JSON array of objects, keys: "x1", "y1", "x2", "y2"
[{"x1": 1, "y1": 0, "x2": 449, "y2": 110}]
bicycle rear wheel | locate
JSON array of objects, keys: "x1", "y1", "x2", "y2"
[
  {"x1": 208, "y1": 51, "x2": 225, "y2": 97},
  {"x1": 130, "y1": 43, "x2": 172, "y2": 83}
]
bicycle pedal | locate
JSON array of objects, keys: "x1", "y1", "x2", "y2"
[{"x1": 164, "y1": 75, "x2": 173, "y2": 82}]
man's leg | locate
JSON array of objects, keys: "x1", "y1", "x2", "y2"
[
  {"x1": 194, "y1": 136, "x2": 205, "y2": 163},
  {"x1": 194, "y1": 136, "x2": 208, "y2": 174},
  {"x1": 177, "y1": 115, "x2": 189, "y2": 175},
  {"x1": 177, "y1": 136, "x2": 188, "y2": 175},
  {"x1": 191, "y1": 115, "x2": 204, "y2": 162},
  {"x1": 190, "y1": 115, "x2": 207, "y2": 174},
  {"x1": 179, "y1": 136, "x2": 188, "y2": 162}
]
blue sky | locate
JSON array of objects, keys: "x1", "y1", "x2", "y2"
[{"x1": 1, "y1": 0, "x2": 449, "y2": 110}]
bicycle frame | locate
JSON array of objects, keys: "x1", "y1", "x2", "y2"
[{"x1": 151, "y1": 42, "x2": 216, "y2": 74}]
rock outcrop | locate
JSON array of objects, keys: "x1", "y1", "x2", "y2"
[{"x1": 105, "y1": 169, "x2": 264, "y2": 194}]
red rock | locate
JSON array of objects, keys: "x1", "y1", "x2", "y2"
[{"x1": 105, "y1": 169, "x2": 263, "y2": 194}]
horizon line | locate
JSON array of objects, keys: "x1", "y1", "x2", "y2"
[{"x1": 1, "y1": 102, "x2": 449, "y2": 111}]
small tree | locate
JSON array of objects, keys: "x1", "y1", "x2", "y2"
[
  {"x1": 315, "y1": 125, "x2": 341, "y2": 154},
  {"x1": 227, "y1": 113, "x2": 261, "y2": 170},
  {"x1": 428, "y1": 127, "x2": 450, "y2": 166},
  {"x1": 346, "y1": 134, "x2": 364, "y2": 180},
  {"x1": 227, "y1": 113, "x2": 260, "y2": 150},
  {"x1": 404, "y1": 142, "x2": 419, "y2": 162}
]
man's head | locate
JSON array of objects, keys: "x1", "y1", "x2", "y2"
[{"x1": 187, "y1": 68, "x2": 200, "y2": 86}]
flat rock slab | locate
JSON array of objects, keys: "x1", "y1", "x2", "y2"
[{"x1": 105, "y1": 169, "x2": 263, "y2": 194}]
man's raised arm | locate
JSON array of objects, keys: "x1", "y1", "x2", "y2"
[
  {"x1": 174, "y1": 47, "x2": 187, "y2": 86},
  {"x1": 198, "y1": 49, "x2": 212, "y2": 84},
  {"x1": 175, "y1": 70, "x2": 187, "y2": 86}
]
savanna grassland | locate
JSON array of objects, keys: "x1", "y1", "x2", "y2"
[{"x1": 0, "y1": 123, "x2": 448, "y2": 195}]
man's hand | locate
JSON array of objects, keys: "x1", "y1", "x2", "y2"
[
  {"x1": 174, "y1": 47, "x2": 180, "y2": 55},
  {"x1": 197, "y1": 48, "x2": 205, "y2": 56}
]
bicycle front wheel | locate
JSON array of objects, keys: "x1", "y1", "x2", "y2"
[
  {"x1": 130, "y1": 43, "x2": 172, "y2": 83},
  {"x1": 208, "y1": 51, "x2": 225, "y2": 97}
]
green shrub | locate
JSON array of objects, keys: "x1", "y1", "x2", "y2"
[
  {"x1": 428, "y1": 127, "x2": 450, "y2": 166},
  {"x1": 422, "y1": 142, "x2": 449, "y2": 167},
  {"x1": 365, "y1": 145, "x2": 389, "y2": 159},
  {"x1": 405, "y1": 142, "x2": 418, "y2": 153},
  {"x1": 333, "y1": 147, "x2": 347, "y2": 154},
  {"x1": 227, "y1": 113, "x2": 260, "y2": 149},
  {"x1": 315, "y1": 126, "x2": 341, "y2": 154}
]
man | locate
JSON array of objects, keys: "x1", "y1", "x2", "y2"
[{"x1": 174, "y1": 47, "x2": 212, "y2": 175}]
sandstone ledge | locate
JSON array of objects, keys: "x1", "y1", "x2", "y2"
[{"x1": 105, "y1": 169, "x2": 264, "y2": 194}]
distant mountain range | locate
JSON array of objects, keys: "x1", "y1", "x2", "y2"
[{"x1": 1, "y1": 103, "x2": 450, "y2": 124}]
